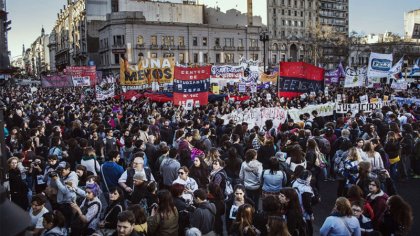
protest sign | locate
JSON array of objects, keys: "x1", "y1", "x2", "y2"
[
  {"x1": 96, "y1": 83, "x2": 115, "y2": 100},
  {"x1": 173, "y1": 66, "x2": 211, "y2": 106},
  {"x1": 367, "y1": 52, "x2": 393, "y2": 78},
  {"x1": 344, "y1": 67, "x2": 366, "y2": 88},
  {"x1": 221, "y1": 107, "x2": 287, "y2": 130},
  {"x1": 41, "y1": 75, "x2": 73, "y2": 88},
  {"x1": 72, "y1": 77, "x2": 91, "y2": 87},
  {"x1": 335, "y1": 101, "x2": 392, "y2": 114},
  {"x1": 65, "y1": 66, "x2": 97, "y2": 86},
  {"x1": 287, "y1": 102, "x2": 336, "y2": 121}
]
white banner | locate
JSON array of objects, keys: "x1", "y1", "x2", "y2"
[
  {"x1": 95, "y1": 83, "x2": 115, "y2": 100},
  {"x1": 344, "y1": 67, "x2": 366, "y2": 88},
  {"x1": 72, "y1": 76, "x2": 91, "y2": 87},
  {"x1": 336, "y1": 101, "x2": 392, "y2": 114},
  {"x1": 287, "y1": 102, "x2": 336, "y2": 121},
  {"x1": 391, "y1": 80, "x2": 408, "y2": 90},
  {"x1": 367, "y1": 52, "x2": 393, "y2": 78},
  {"x1": 221, "y1": 107, "x2": 288, "y2": 130}
]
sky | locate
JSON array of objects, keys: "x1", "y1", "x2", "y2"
[{"x1": 6, "y1": 0, "x2": 420, "y2": 59}]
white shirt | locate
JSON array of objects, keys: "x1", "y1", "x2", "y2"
[{"x1": 29, "y1": 207, "x2": 49, "y2": 229}]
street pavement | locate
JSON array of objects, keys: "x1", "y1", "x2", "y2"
[{"x1": 313, "y1": 179, "x2": 420, "y2": 236}]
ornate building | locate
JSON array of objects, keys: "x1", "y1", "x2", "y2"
[
  {"x1": 23, "y1": 28, "x2": 50, "y2": 77},
  {"x1": 0, "y1": 0, "x2": 10, "y2": 72}
]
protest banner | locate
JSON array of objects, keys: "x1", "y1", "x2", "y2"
[
  {"x1": 367, "y1": 52, "x2": 393, "y2": 78},
  {"x1": 324, "y1": 62, "x2": 345, "y2": 84},
  {"x1": 391, "y1": 80, "x2": 408, "y2": 90},
  {"x1": 72, "y1": 77, "x2": 91, "y2": 87},
  {"x1": 370, "y1": 98, "x2": 378, "y2": 103},
  {"x1": 95, "y1": 83, "x2": 115, "y2": 100},
  {"x1": 336, "y1": 101, "x2": 392, "y2": 114},
  {"x1": 41, "y1": 75, "x2": 73, "y2": 88},
  {"x1": 221, "y1": 107, "x2": 287, "y2": 130},
  {"x1": 360, "y1": 95, "x2": 368, "y2": 103},
  {"x1": 278, "y1": 62, "x2": 324, "y2": 98},
  {"x1": 212, "y1": 85, "x2": 220, "y2": 94},
  {"x1": 173, "y1": 66, "x2": 211, "y2": 106},
  {"x1": 260, "y1": 72, "x2": 278, "y2": 83},
  {"x1": 65, "y1": 66, "x2": 97, "y2": 86},
  {"x1": 344, "y1": 67, "x2": 366, "y2": 88},
  {"x1": 394, "y1": 97, "x2": 420, "y2": 107},
  {"x1": 238, "y1": 83, "x2": 246, "y2": 93},
  {"x1": 210, "y1": 65, "x2": 243, "y2": 79},
  {"x1": 287, "y1": 102, "x2": 336, "y2": 121}
]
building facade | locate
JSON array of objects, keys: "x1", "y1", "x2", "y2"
[
  {"x1": 23, "y1": 28, "x2": 50, "y2": 77},
  {"x1": 97, "y1": 11, "x2": 263, "y2": 75},
  {"x1": 0, "y1": 0, "x2": 10, "y2": 71},
  {"x1": 267, "y1": 0, "x2": 348, "y2": 68},
  {"x1": 404, "y1": 9, "x2": 420, "y2": 40}
]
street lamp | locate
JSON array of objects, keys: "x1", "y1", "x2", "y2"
[{"x1": 259, "y1": 31, "x2": 269, "y2": 74}]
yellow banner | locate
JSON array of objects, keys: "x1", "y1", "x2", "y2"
[
  {"x1": 370, "y1": 98, "x2": 378, "y2": 103},
  {"x1": 212, "y1": 85, "x2": 219, "y2": 94},
  {"x1": 260, "y1": 72, "x2": 278, "y2": 83},
  {"x1": 119, "y1": 57, "x2": 175, "y2": 88}
]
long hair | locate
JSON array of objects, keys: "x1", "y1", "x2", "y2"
[
  {"x1": 267, "y1": 215, "x2": 291, "y2": 236},
  {"x1": 386, "y1": 131, "x2": 397, "y2": 143},
  {"x1": 358, "y1": 161, "x2": 371, "y2": 180},
  {"x1": 156, "y1": 189, "x2": 176, "y2": 218},
  {"x1": 362, "y1": 141, "x2": 375, "y2": 157},
  {"x1": 334, "y1": 197, "x2": 353, "y2": 216},
  {"x1": 235, "y1": 204, "x2": 257, "y2": 234},
  {"x1": 387, "y1": 195, "x2": 413, "y2": 233},
  {"x1": 347, "y1": 147, "x2": 361, "y2": 162},
  {"x1": 279, "y1": 187, "x2": 302, "y2": 218}
]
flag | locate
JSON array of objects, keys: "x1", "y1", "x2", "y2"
[
  {"x1": 388, "y1": 57, "x2": 404, "y2": 80},
  {"x1": 409, "y1": 58, "x2": 420, "y2": 76}
]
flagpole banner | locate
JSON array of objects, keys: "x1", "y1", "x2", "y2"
[
  {"x1": 173, "y1": 66, "x2": 211, "y2": 106},
  {"x1": 367, "y1": 52, "x2": 393, "y2": 78},
  {"x1": 287, "y1": 102, "x2": 336, "y2": 121},
  {"x1": 41, "y1": 75, "x2": 73, "y2": 88},
  {"x1": 96, "y1": 83, "x2": 115, "y2": 100},
  {"x1": 221, "y1": 107, "x2": 287, "y2": 130},
  {"x1": 260, "y1": 72, "x2": 278, "y2": 83},
  {"x1": 119, "y1": 57, "x2": 175, "y2": 90},
  {"x1": 72, "y1": 77, "x2": 91, "y2": 87},
  {"x1": 65, "y1": 66, "x2": 97, "y2": 86},
  {"x1": 388, "y1": 57, "x2": 404, "y2": 80},
  {"x1": 324, "y1": 62, "x2": 345, "y2": 84},
  {"x1": 336, "y1": 101, "x2": 392, "y2": 114},
  {"x1": 344, "y1": 67, "x2": 366, "y2": 88},
  {"x1": 394, "y1": 97, "x2": 420, "y2": 106},
  {"x1": 278, "y1": 62, "x2": 325, "y2": 98},
  {"x1": 210, "y1": 65, "x2": 244, "y2": 79},
  {"x1": 409, "y1": 58, "x2": 420, "y2": 76},
  {"x1": 391, "y1": 80, "x2": 408, "y2": 90}
]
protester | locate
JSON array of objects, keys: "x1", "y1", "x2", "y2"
[{"x1": 320, "y1": 197, "x2": 361, "y2": 236}]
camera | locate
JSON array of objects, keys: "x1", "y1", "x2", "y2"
[{"x1": 49, "y1": 171, "x2": 59, "y2": 178}]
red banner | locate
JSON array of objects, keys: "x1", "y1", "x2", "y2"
[
  {"x1": 65, "y1": 66, "x2": 97, "y2": 86},
  {"x1": 173, "y1": 66, "x2": 211, "y2": 106},
  {"x1": 278, "y1": 62, "x2": 324, "y2": 98}
]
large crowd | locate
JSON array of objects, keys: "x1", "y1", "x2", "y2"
[{"x1": 0, "y1": 82, "x2": 418, "y2": 236}]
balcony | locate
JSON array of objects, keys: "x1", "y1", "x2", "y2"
[
  {"x1": 223, "y1": 46, "x2": 236, "y2": 51},
  {"x1": 237, "y1": 46, "x2": 245, "y2": 51},
  {"x1": 249, "y1": 46, "x2": 260, "y2": 51},
  {"x1": 214, "y1": 45, "x2": 222, "y2": 50},
  {"x1": 112, "y1": 43, "x2": 126, "y2": 49},
  {"x1": 150, "y1": 44, "x2": 159, "y2": 50},
  {"x1": 161, "y1": 45, "x2": 169, "y2": 50},
  {"x1": 136, "y1": 44, "x2": 145, "y2": 49},
  {"x1": 178, "y1": 45, "x2": 186, "y2": 50}
]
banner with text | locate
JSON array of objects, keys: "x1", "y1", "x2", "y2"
[
  {"x1": 344, "y1": 67, "x2": 366, "y2": 88},
  {"x1": 72, "y1": 77, "x2": 91, "y2": 87},
  {"x1": 287, "y1": 102, "x2": 336, "y2": 121},
  {"x1": 41, "y1": 75, "x2": 73, "y2": 88},
  {"x1": 96, "y1": 83, "x2": 115, "y2": 100},
  {"x1": 173, "y1": 66, "x2": 211, "y2": 106},
  {"x1": 336, "y1": 101, "x2": 392, "y2": 114},
  {"x1": 367, "y1": 52, "x2": 393, "y2": 78},
  {"x1": 65, "y1": 66, "x2": 96, "y2": 86},
  {"x1": 221, "y1": 107, "x2": 288, "y2": 130}
]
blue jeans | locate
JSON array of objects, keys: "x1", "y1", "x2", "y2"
[{"x1": 390, "y1": 162, "x2": 399, "y2": 181}]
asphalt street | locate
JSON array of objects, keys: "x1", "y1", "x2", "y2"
[{"x1": 313, "y1": 179, "x2": 420, "y2": 236}]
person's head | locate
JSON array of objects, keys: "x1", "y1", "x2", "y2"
[
  {"x1": 108, "y1": 186, "x2": 125, "y2": 203},
  {"x1": 106, "y1": 128, "x2": 114, "y2": 137},
  {"x1": 127, "y1": 205, "x2": 147, "y2": 225},
  {"x1": 75, "y1": 164, "x2": 87, "y2": 178},
  {"x1": 7, "y1": 157, "x2": 19, "y2": 169},
  {"x1": 386, "y1": 131, "x2": 397, "y2": 142},
  {"x1": 178, "y1": 166, "x2": 189, "y2": 181},
  {"x1": 132, "y1": 157, "x2": 144, "y2": 171},
  {"x1": 362, "y1": 141, "x2": 375, "y2": 154},
  {"x1": 133, "y1": 172, "x2": 147, "y2": 186},
  {"x1": 351, "y1": 200, "x2": 365, "y2": 218},
  {"x1": 244, "y1": 149, "x2": 257, "y2": 163},
  {"x1": 208, "y1": 147, "x2": 220, "y2": 160},
  {"x1": 358, "y1": 161, "x2": 372, "y2": 178},
  {"x1": 212, "y1": 158, "x2": 224, "y2": 171},
  {"x1": 341, "y1": 128, "x2": 350, "y2": 138},
  {"x1": 356, "y1": 138, "x2": 364, "y2": 148},
  {"x1": 170, "y1": 183, "x2": 185, "y2": 198},
  {"x1": 86, "y1": 175, "x2": 100, "y2": 185},
  {"x1": 116, "y1": 211, "x2": 136, "y2": 236},
  {"x1": 268, "y1": 156, "x2": 280, "y2": 173},
  {"x1": 85, "y1": 183, "x2": 100, "y2": 200},
  {"x1": 233, "y1": 184, "x2": 246, "y2": 202},
  {"x1": 42, "y1": 211, "x2": 65, "y2": 230},
  {"x1": 279, "y1": 187, "x2": 301, "y2": 214},
  {"x1": 59, "y1": 162, "x2": 71, "y2": 177},
  {"x1": 235, "y1": 204, "x2": 255, "y2": 228},
  {"x1": 368, "y1": 178, "x2": 381, "y2": 194},
  {"x1": 307, "y1": 138, "x2": 319, "y2": 152},
  {"x1": 47, "y1": 155, "x2": 58, "y2": 166},
  {"x1": 193, "y1": 188, "x2": 208, "y2": 204},
  {"x1": 261, "y1": 195, "x2": 283, "y2": 215},
  {"x1": 347, "y1": 184, "x2": 364, "y2": 200},
  {"x1": 267, "y1": 215, "x2": 289, "y2": 236},
  {"x1": 31, "y1": 194, "x2": 46, "y2": 214},
  {"x1": 156, "y1": 189, "x2": 176, "y2": 215},
  {"x1": 193, "y1": 155, "x2": 205, "y2": 168},
  {"x1": 299, "y1": 170, "x2": 312, "y2": 183},
  {"x1": 347, "y1": 147, "x2": 361, "y2": 162},
  {"x1": 334, "y1": 197, "x2": 353, "y2": 217},
  {"x1": 185, "y1": 227, "x2": 202, "y2": 236},
  {"x1": 108, "y1": 150, "x2": 120, "y2": 162},
  {"x1": 386, "y1": 195, "x2": 413, "y2": 232}
]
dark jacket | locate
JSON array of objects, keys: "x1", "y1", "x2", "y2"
[
  {"x1": 190, "y1": 201, "x2": 217, "y2": 234},
  {"x1": 225, "y1": 196, "x2": 255, "y2": 233},
  {"x1": 257, "y1": 144, "x2": 276, "y2": 169}
]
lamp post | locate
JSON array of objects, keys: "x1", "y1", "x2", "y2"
[{"x1": 260, "y1": 31, "x2": 269, "y2": 74}]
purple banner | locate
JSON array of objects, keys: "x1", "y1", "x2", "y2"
[{"x1": 41, "y1": 75, "x2": 73, "y2": 88}]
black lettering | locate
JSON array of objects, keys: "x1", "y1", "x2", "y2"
[
  {"x1": 125, "y1": 72, "x2": 137, "y2": 82},
  {"x1": 164, "y1": 68, "x2": 172, "y2": 79},
  {"x1": 152, "y1": 69, "x2": 163, "y2": 80}
]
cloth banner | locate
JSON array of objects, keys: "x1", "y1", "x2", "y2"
[
  {"x1": 119, "y1": 57, "x2": 175, "y2": 90},
  {"x1": 260, "y1": 72, "x2": 278, "y2": 83},
  {"x1": 367, "y1": 52, "x2": 393, "y2": 78},
  {"x1": 336, "y1": 101, "x2": 392, "y2": 114},
  {"x1": 388, "y1": 57, "x2": 404, "y2": 80},
  {"x1": 65, "y1": 66, "x2": 96, "y2": 86},
  {"x1": 394, "y1": 97, "x2": 420, "y2": 106},
  {"x1": 239, "y1": 58, "x2": 260, "y2": 83},
  {"x1": 173, "y1": 66, "x2": 211, "y2": 106},
  {"x1": 287, "y1": 102, "x2": 336, "y2": 121},
  {"x1": 278, "y1": 62, "x2": 324, "y2": 98},
  {"x1": 324, "y1": 62, "x2": 345, "y2": 84},
  {"x1": 72, "y1": 77, "x2": 91, "y2": 87},
  {"x1": 210, "y1": 65, "x2": 243, "y2": 79},
  {"x1": 95, "y1": 83, "x2": 115, "y2": 100},
  {"x1": 344, "y1": 67, "x2": 366, "y2": 88},
  {"x1": 41, "y1": 75, "x2": 73, "y2": 88},
  {"x1": 391, "y1": 80, "x2": 408, "y2": 90},
  {"x1": 221, "y1": 107, "x2": 287, "y2": 130}
]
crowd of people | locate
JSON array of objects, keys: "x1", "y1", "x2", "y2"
[{"x1": 0, "y1": 82, "x2": 417, "y2": 236}]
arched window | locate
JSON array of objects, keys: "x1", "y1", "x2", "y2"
[{"x1": 137, "y1": 35, "x2": 144, "y2": 45}]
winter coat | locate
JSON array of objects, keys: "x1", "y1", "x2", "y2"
[
  {"x1": 367, "y1": 190, "x2": 389, "y2": 230},
  {"x1": 147, "y1": 208, "x2": 179, "y2": 236},
  {"x1": 190, "y1": 201, "x2": 217, "y2": 234},
  {"x1": 239, "y1": 160, "x2": 263, "y2": 190},
  {"x1": 320, "y1": 214, "x2": 361, "y2": 236}
]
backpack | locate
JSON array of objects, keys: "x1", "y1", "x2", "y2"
[
  {"x1": 215, "y1": 171, "x2": 233, "y2": 198},
  {"x1": 333, "y1": 150, "x2": 347, "y2": 176}
]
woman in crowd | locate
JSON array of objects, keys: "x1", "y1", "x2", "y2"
[
  {"x1": 230, "y1": 204, "x2": 261, "y2": 236},
  {"x1": 40, "y1": 211, "x2": 67, "y2": 236},
  {"x1": 257, "y1": 136, "x2": 276, "y2": 169},
  {"x1": 366, "y1": 178, "x2": 389, "y2": 230},
  {"x1": 356, "y1": 162, "x2": 372, "y2": 197},
  {"x1": 225, "y1": 184, "x2": 255, "y2": 234},
  {"x1": 172, "y1": 166, "x2": 198, "y2": 204},
  {"x1": 346, "y1": 185, "x2": 374, "y2": 220},
  {"x1": 239, "y1": 149, "x2": 263, "y2": 209},
  {"x1": 384, "y1": 131, "x2": 401, "y2": 181},
  {"x1": 279, "y1": 187, "x2": 306, "y2": 236},
  {"x1": 204, "y1": 147, "x2": 221, "y2": 167},
  {"x1": 8, "y1": 156, "x2": 29, "y2": 210},
  {"x1": 361, "y1": 141, "x2": 384, "y2": 172},
  {"x1": 188, "y1": 155, "x2": 209, "y2": 189},
  {"x1": 381, "y1": 195, "x2": 413, "y2": 236},
  {"x1": 208, "y1": 182, "x2": 225, "y2": 236},
  {"x1": 98, "y1": 187, "x2": 126, "y2": 235},
  {"x1": 147, "y1": 189, "x2": 179, "y2": 235},
  {"x1": 343, "y1": 147, "x2": 363, "y2": 189},
  {"x1": 320, "y1": 197, "x2": 361, "y2": 236},
  {"x1": 128, "y1": 204, "x2": 148, "y2": 235},
  {"x1": 81, "y1": 147, "x2": 101, "y2": 176},
  {"x1": 209, "y1": 158, "x2": 229, "y2": 195},
  {"x1": 285, "y1": 145, "x2": 307, "y2": 172},
  {"x1": 75, "y1": 164, "x2": 93, "y2": 187},
  {"x1": 305, "y1": 138, "x2": 323, "y2": 188},
  {"x1": 266, "y1": 215, "x2": 291, "y2": 236},
  {"x1": 224, "y1": 147, "x2": 243, "y2": 187},
  {"x1": 261, "y1": 157, "x2": 287, "y2": 198}
]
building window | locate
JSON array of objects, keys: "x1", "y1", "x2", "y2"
[
  {"x1": 151, "y1": 53, "x2": 157, "y2": 58},
  {"x1": 294, "y1": 0, "x2": 297, "y2": 6},
  {"x1": 282, "y1": 20, "x2": 285, "y2": 26},
  {"x1": 114, "y1": 53, "x2": 124, "y2": 64},
  {"x1": 288, "y1": 10, "x2": 291, "y2": 16},
  {"x1": 288, "y1": 0, "x2": 291, "y2": 6},
  {"x1": 282, "y1": 31, "x2": 285, "y2": 37},
  {"x1": 193, "y1": 53, "x2": 198, "y2": 63},
  {"x1": 294, "y1": 11, "x2": 297, "y2": 16},
  {"x1": 203, "y1": 37, "x2": 207, "y2": 46},
  {"x1": 225, "y1": 38, "x2": 234, "y2": 47},
  {"x1": 238, "y1": 39, "x2": 244, "y2": 47},
  {"x1": 203, "y1": 53, "x2": 208, "y2": 63},
  {"x1": 225, "y1": 53, "x2": 234, "y2": 63},
  {"x1": 273, "y1": 9, "x2": 276, "y2": 14},
  {"x1": 151, "y1": 36, "x2": 157, "y2": 45},
  {"x1": 216, "y1": 53, "x2": 220, "y2": 63},
  {"x1": 193, "y1": 37, "x2": 198, "y2": 46},
  {"x1": 113, "y1": 35, "x2": 125, "y2": 46},
  {"x1": 282, "y1": 9, "x2": 285, "y2": 15},
  {"x1": 215, "y1": 38, "x2": 220, "y2": 46},
  {"x1": 179, "y1": 36, "x2": 185, "y2": 46},
  {"x1": 163, "y1": 53, "x2": 174, "y2": 58},
  {"x1": 301, "y1": 11, "x2": 303, "y2": 17},
  {"x1": 250, "y1": 39, "x2": 258, "y2": 47},
  {"x1": 136, "y1": 36, "x2": 144, "y2": 46},
  {"x1": 179, "y1": 53, "x2": 185, "y2": 64}
]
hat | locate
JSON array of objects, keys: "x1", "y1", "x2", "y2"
[
  {"x1": 275, "y1": 151, "x2": 287, "y2": 162},
  {"x1": 133, "y1": 172, "x2": 147, "y2": 181}
]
